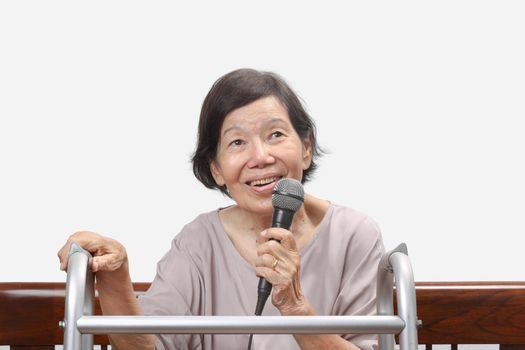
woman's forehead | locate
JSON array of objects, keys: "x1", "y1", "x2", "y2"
[{"x1": 221, "y1": 96, "x2": 291, "y2": 131}]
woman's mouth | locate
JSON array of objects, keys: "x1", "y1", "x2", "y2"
[
  {"x1": 247, "y1": 176, "x2": 283, "y2": 192},
  {"x1": 248, "y1": 176, "x2": 280, "y2": 187}
]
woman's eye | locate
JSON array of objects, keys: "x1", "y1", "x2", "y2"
[
  {"x1": 229, "y1": 139, "x2": 243, "y2": 147},
  {"x1": 270, "y1": 131, "x2": 283, "y2": 139}
]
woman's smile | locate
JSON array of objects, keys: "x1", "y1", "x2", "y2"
[{"x1": 247, "y1": 175, "x2": 283, "y2": 193}]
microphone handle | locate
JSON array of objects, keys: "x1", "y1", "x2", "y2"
[
  {"x1": 255, "y1": 208, "x2": 296, "y2": 315},
  {"x1": 256, "y1": 277, "x2": 272, "y2": 315},
  {"x1": 271, "y1": 208, "x2": 295, "y2": 229}
]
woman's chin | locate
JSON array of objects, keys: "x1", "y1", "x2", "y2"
[{"x1": 238, "y1": 202, "x2": 273, "y2": 218}]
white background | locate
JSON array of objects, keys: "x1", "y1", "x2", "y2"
[{"x1": 1, "y1": 1, "x2": 524, "y2": 283}]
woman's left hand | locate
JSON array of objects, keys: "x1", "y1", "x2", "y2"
[{"x1": 255, "y1": 227, "x2": 309, "y2": 315}]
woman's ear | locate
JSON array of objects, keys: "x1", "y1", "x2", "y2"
[
  {"x1": 302, "y1": 135, "x2": 313, "y2": 170},
  {"x1": 210, "y1": 161, "x2": 225, "y2": 186}
]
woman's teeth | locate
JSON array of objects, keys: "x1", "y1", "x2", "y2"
[{"x1": 250, "y1": 176, "x2": 279, "y2": 187}]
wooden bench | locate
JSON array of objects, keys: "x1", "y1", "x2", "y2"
[{"x1": 1, "y1": 282, "x2": 524, "y2": 349}]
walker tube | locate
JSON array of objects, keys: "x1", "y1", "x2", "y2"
[
  {"x1": 63, "y1": 243, "x2": 93, "y2": 350},
  {"x1": 76, "y1": 315, "x2": 405, "y2": 334},
  {"x1": 390, "y1": 251, "x2": 418, "y2": 350},
  {"x1": 377, "y1": 250, "x2": 395, "y2": 350},
  {"x1": 81, "y1": 264, "x2": 95, "y2": 349}
]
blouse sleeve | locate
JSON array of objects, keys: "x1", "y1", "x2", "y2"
[
  {"x1": 333, "y1": 215, "x2": 385, "y2": 350},
  {"x1": 138, "y1": 237, "x2": 205, "y2": 350}
]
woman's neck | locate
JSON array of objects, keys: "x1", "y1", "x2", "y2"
[
  {"x1": 219, "y1": 194, "x2": 330, "y2": 266},
  {"x1": 222, "y1": 194, "x2": 329, "y2": 239}
]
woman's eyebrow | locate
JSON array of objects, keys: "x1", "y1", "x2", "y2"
[
  {"x1": 264, "y1": 117, "x2": 289, "y2": 128},
  {"x1": 222, "y1": 125, "x2": 242, "y2": 137},
  {"x1": 222, "y1": 117, "x2": 289, "y2": 137}
]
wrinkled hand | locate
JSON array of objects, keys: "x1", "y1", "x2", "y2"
[
  {"x1": 57, "y1": 231, "x2": 127, "y2": 273},
  {"x1": 255, "y1": 228, "x2": 308, "y2": 315}
]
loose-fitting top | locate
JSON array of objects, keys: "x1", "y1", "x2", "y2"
[{"x1": 139, "y1": 204, "x2": 385, "y2": 350}]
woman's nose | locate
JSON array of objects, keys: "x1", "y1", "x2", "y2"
[{"x1": 247, "y1": 140, "x2": 275, "y2": 168}]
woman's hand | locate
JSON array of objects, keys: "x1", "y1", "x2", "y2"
[
  {"x1": 255, "y1": 228, "x2": 309, "y2": 315},
  {"x1": 58, "y1": 232, "x2": 154, "y2": 349},
  {"x1": 57, "y1": 231, "x2": 127, "y2": 273}
]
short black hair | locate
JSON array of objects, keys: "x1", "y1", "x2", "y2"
[{"x1": 191, "y1": 68, "x2": 323, "y2": 196}]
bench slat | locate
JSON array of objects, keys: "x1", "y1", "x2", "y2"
[
  {"x1": 1, "y1": 282, "x2": 524, "y2": 347},
  {"x1": 415, "y1": 282, "x2": 525, "y2": 344}
]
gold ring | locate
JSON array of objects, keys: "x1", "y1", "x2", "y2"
[{"x1": 271, "y1": 258, "x2": 279, "y2": 270}]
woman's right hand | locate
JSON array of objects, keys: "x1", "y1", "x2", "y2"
[
  {"x1": 57, "y1": 231, "x2": 127, "y2": 273},
  {"x1": 58, "y1": 232, "x2": 154, "y2": 349}
]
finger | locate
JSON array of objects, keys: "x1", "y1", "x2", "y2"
[
  {"x1": 255, "y1": 266, "x2": 283, "y2": 285},
  {"x1": 254, "y1": 253, "x2": 280, "y2": 270},
  {"x1": 92, "y1": 254, "x2": 119, "y2": 272},
  {"x1": 259, "y1": 228, "x2": 285, "y2": 242},
  {"x1": 258, "y1": 241, "x2": 300, "y2": 269},
  {"x1": 261, "y1": 228, "x2": 297, "y2": 251},
  {"x1": 256, "y1": 264, "x2": 298, "y2": 293},
  {"x1": 257, "y1": 239, "x2": 283, "y2": 258},
  {"x1": 92, "y1": 256, "x2": 105, "y2": 272},
  {"x1": 57, "y1": 247, "x2": 66, "y2": 270},
  {"x1": 57, "y1": 238, "x2": 75, "y2": 271},
  {"x1": 57, "y1": 249, "x2": 68, "y2": 271},
  {"x1": 72, "y1": 232, "x2": 104, "y2": 254}
]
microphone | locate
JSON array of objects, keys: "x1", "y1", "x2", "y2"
[{"x1": 254, "y1": 178, "x2": 304, "y2": 316}]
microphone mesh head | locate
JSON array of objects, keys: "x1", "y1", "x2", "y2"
[{"x1": 272, "y1": 178, "x2": 304, "y2": 212}]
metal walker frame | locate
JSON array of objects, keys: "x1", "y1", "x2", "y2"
[{"x1": 62, "y1": 242, "x2": 419, "y2": 349}]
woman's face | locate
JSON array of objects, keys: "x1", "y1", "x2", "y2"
[{"x1": 211, "y1": 96, "x2": 312, "y2": 216}]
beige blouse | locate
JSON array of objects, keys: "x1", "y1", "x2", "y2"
[{"x1": 139, "y1": 204, "x2": 385, "y2": 350}]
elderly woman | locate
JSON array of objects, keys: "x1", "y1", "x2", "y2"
[{"x1": 58, "y1": 69, "x2": 385, "y2": 350}]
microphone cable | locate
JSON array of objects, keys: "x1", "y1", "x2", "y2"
[
  {"x1": 247, "y1": 333, "x2": 254, "y2": 350},
  {"x1": 247, "y1": 285, "x2": 270, "y2": 350}
]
